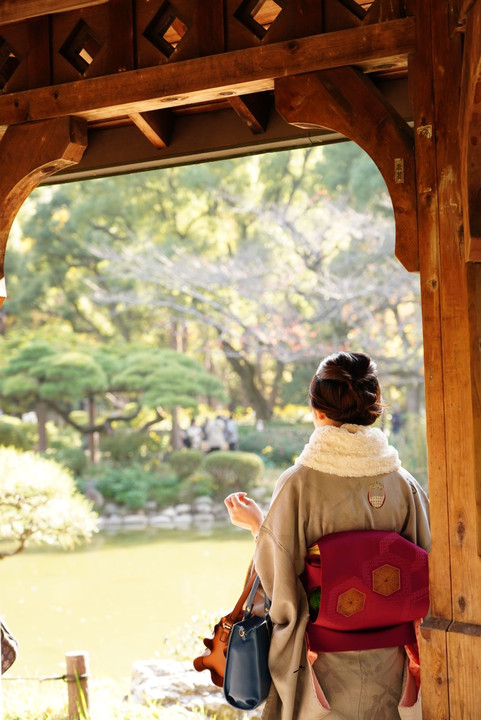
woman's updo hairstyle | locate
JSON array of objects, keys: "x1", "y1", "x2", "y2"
[{"x1": 309, "y1": 352, "x2": 383, "y2": 426}]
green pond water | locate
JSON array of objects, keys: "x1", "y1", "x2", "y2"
[{"x1": 0, "y1": 529, "x2": 253, "y2": 681}]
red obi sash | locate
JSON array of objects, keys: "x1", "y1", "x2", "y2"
[{"x1": 301, "y1": 530, "x2": 429, "y2": 652}]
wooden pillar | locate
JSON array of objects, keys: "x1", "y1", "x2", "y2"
[
  {"x1": 409, "y1": 0, "x2": 481, "y2": 717},
  {"x1": 0, "y1": 116, "x2": 88, "y2": 308}
]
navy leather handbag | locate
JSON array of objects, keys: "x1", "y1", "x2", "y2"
[{"x1": 223, "y1": 574, "x2": 272, "y2": 710}]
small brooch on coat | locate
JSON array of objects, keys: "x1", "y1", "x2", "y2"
[{"x1": 368, "y1": 480, "x2": 386, "y2": 509}]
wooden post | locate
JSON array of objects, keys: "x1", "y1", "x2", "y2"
[
  {"x1": 66, "y1": 651, "x2": 90, "y2": 720},
  {"x1": 406, "y1": 15, "x2": 453, "y2": 718},
  {"x1": 409, "y1": 0, "x2": 481, "y2": 717},
  {"x1": 0, "y1": 116, "x2": 88, "y2": 309}
]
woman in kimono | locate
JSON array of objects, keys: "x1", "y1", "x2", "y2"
[{"x1": 225, "y1": 351, "x2": 430, "y2": 720}]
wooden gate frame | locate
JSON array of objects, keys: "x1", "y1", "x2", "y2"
[{"x1": 0, "y1": 1, "x2": 480, "y2": 716}]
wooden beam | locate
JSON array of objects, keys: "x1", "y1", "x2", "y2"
[
  {"x1": 43, "y1": 78, "x2": 411, "y2": 183},
  {"x1": 0, "y1": 0, "x2": 108, "y2": 25},
  {"x1": 0, "y1": 17, "x2": 415, "y2": 127},
  {"x1": 228, "y1": 93, "x2": 270, "y2": 134},
  {"x1": 128, "y1": 110, "x2": 173, "y2": 149},
  {"x1": 459, "y1": 0, "x2": 481, "y2": 260},
  {"x1": 362, "y1": 0, "x2": 406, "y2": 24},
  {"x1": 275, "y1": 68, "x2": 418, "y2": 271},
  {"x1": 50, "y1": 108, "x2": 339, "y2": 184},
  {"x1": 0, "y1": 116, "x2": 87, "y2": 308}
]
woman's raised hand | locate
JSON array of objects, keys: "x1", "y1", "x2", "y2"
[{"x1": 224, "y1": 492, "x2": 264, "y2": 537}]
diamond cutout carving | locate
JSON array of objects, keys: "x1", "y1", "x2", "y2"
[
  {"x1": 60, "y1": 20, "x2": 103, "y2": 75},
  {"x1": 235, "y1": 0, "x2": 284, "y2": 40},
  {"x1": 0, "y1": 37, "x2": 21, "y2": 90},
  {"x1": 143, "y1": 2, "x2": 189, "y2": 59},
  {"x1": 337, "y1": 588, "x2": 366, "y2": 617},
  {"x1": 372, "y1": 564, "x2": 400, "y2": 597}
]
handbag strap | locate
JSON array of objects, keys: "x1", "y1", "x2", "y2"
[
  {"x1": 244, "y1": 573, "x2": 271, "y2": 619},
  {"x1": 229, "y1": 571, "x2": 258, "y2": 621}
]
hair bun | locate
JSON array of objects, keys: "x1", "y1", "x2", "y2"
[{"x1": 310, "y1": 352, "x2": 382, "y2": 426}]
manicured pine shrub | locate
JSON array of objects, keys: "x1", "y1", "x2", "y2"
[
  {"x1": 100, "y1": 430, "x2": 164, "y2": 462},
  {"x1": 238, "y1": 424, "x2": 311, "y2": 466},
  {"x1": 203, "y1": 451, "x2": 264, "y2": 498},
  {"x1": 167, "y1": 449, "x2": 203, "y2": 480}
]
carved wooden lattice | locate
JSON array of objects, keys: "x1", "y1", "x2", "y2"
[
  {"x1": 59, "y1": 19, "x2": 104, "y2": 75},
  {"x1": 0, "y1": 36, "x2": 20, "y2": 90}
]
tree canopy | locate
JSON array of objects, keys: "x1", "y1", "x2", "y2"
[{"x1": 2, "y1": 143, "x2": 423, "y2": 428}]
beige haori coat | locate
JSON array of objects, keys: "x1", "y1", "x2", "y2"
[{"x1": 253, "y1": 424, "x2": 431, "y2": 720}]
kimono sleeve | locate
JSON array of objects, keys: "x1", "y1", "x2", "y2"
[
  {"x1": 253, "y1": 474, "x2": 329, "y2": 720},
  {"x1": 400, "y1": 472, "x2": 431, "y2": 552}
]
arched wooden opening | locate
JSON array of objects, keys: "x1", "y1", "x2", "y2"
[
  {"x1": 0, "y1": 117, "x2": 87, "y2": 307},
  {"x1": 274, "y1": 69, "x2": 417, "y2": 272},
  {"x1": 0, "y1": 1, "x2": 480, "y2": 716}
]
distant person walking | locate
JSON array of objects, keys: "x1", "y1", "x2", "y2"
[
  {"x1": 225, "y1": 414, "x2": 239, "y2": 450},
  {"x1": 391, "y1": 408, "x2": 404, "y2": 435},
  {"x1": 205, "y1": 415, "x2": 226, "y2": 453},
  {"x1": 186, "y1": 418, "x2": 203, "y2": 449}
]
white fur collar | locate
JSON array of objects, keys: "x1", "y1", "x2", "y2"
[{"x1": 295, "y1": 424, "x2": 400, "y2": 478}]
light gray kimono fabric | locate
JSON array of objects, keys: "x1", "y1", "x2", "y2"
[{"x1": 254, "y1": 454, "x2": 430, "y2": 720}]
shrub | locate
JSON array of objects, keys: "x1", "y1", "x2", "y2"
[
  {"x1": 203, "y1": 451, "x2": 264, "y2": 498},
  {"x1": 238, "y1": 424, "x2": 311, "y2": 466},
  {"x1": 0, "y1": 447, "x2": 98, "y2": 556},
  {"x1": 46, "y1": 446, "x2": 88, "y2": 476},
  {"x1": 178, "y1": 471, "x2": 216, "y2": 502},
  {"x1": 100, "y1": 430, "x2": 163, "y2": 462},
  {"x1": 0, "y1": 419, "x2": 31, "y2": 450},
  {"x1": 90, "y1": 463, "x2": 182, "y2": 510},
  {"x1": 93, "y1": 463, "x2": 158, "y2": 510},
  {"x1": 167, "y1": 449, "x2": 203, "y2": 480},
  {"x1": 147, "y1": 471, "x2": 180, "y2": 508}
]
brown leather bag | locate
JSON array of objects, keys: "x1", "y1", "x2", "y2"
[
  {"x1": 193, "y1": 571, "x2": 257, "y2": 688},
  {"x1": 1, "y1": 618, "x2": 18, "y2": 675}
]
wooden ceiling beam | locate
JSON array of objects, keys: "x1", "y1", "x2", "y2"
[
  {"x1": 50, "y1": 109, "x2": 343, "y2": 184},
  {"x1": 0, "y1": 17, "x2": 415, "y2": 128},
  {"x1": 128, "y1": 110, "x2": 173, "y2": 149},
  {"x1": 229, "y1": 93, "x2": 270, "y2": 134},
  {"x1": 363, "y1": 0, "x2": 406, "y2": 24},
  {"x1": 0, "y1": 0, "x2": 108, "y2": 25}
]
